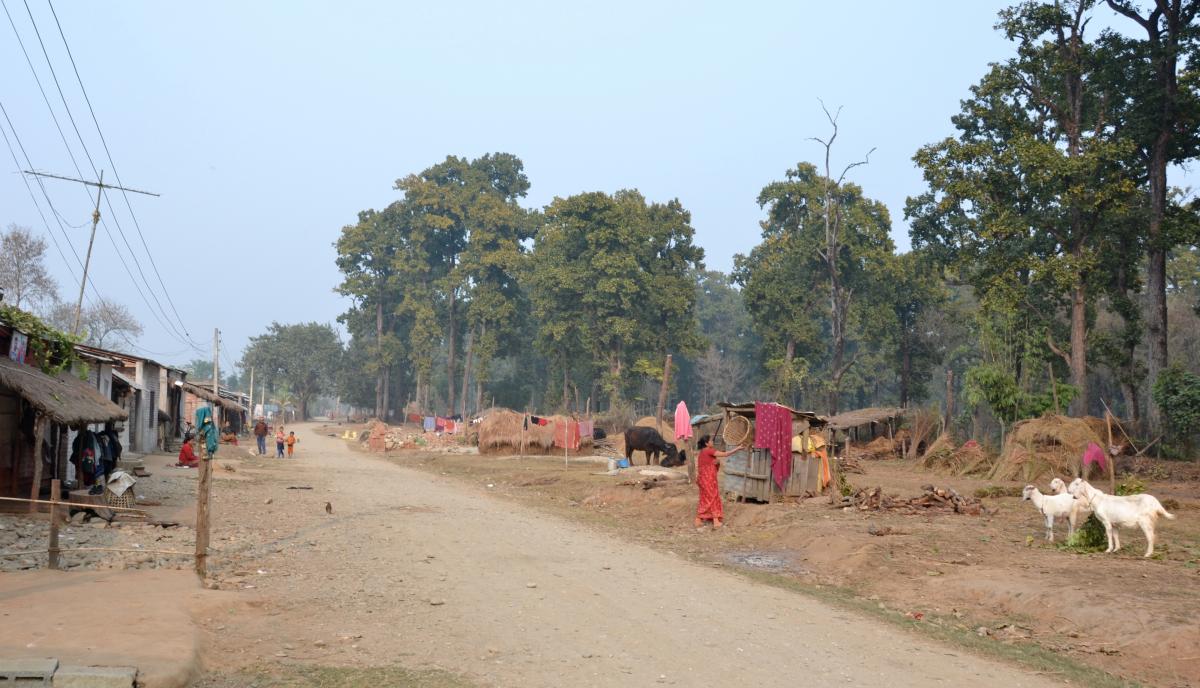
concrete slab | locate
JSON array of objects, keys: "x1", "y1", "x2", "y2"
[
  {"x1": 52, "y1": 665, "x2": 136, "y2": 688},
  {"x1": 0, "y1": 656, "x2": 57, "y2": 683},
  {"x1": 0, "y1": 571, "x2": 200, "y2": 687}
]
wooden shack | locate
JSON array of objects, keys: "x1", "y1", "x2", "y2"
[{"x1": 707, "y1": 402, "x2": 828, "y2": 502}]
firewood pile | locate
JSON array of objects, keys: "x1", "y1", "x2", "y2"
[
  {"x1": 838, "y1": 484, "x2": 983, "y2": 516},
  {"x1": 839, "y1": 455, "x2": 864, "y2": 474}
]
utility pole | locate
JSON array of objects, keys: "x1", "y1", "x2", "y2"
[
  {"x1": 195, "y1": 328, "x2": 218, "y2": 579},
  {"x1": 22, "y1": 170, "x2": 159, "y2": 335},
  {"x1": 248, "y1": 366, "x2": 255, "y2": 419}
]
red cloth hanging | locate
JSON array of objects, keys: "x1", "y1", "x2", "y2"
[
  {"x1": 754, "y1": 402, "x2": 793, "y2": 490},
  {"x1": 554, "y1": 421, "x2": 581, "y2": 449}
]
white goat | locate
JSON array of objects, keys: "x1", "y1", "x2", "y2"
[
  {"x1": 1067, "y1": 478, "x2": 1176, "y2": 557},
  {"x1": 1022, "y1": 484, "x2": 1081, "y2": 542}
]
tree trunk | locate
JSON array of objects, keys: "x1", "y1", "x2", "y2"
[
  {"x1": 899, "y1": 334, "x2": 912, "y2": 407},
  {"x1": 1121, "y1": 382, "x2": 1141, "y2": 427},
  {"x1": 944, "y1": 369, "x2": 955, "y2": 432},
  {"x1": 381, "y1": 366, "x2": 390, "y2": 421},
  {"x1": 459, "y1": 327, "x2": 474, "y2": 419},
  {"x1": 446, "y1": 289, "x2": 457, "y2": 416},
  {"x1": 298, "y1": 396, "x2": 309, "y2": 421},
  {"x1": 1068, "y1": 279, "x2": 1088, "y2": 417},
  {"x1": 375, "y1": 301, "x2": 385, "y2": 418}
]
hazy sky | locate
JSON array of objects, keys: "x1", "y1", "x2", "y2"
[{"x1": 0, "y1": 1, "x2": 1175, "y2": 370}]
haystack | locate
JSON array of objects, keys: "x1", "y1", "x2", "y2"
[
  {"x1": 989, "y1": 414, "x2": 1101, "y2": 482},
  {"x1": 922, "y1": 436, "x2": 994, "y2": 476},
  {"x1": 635, "y1": 415, "x2": 675, "y2": 441},
  {"x1": 476, "y1": 408, "x2": 587, "y2": 455}
]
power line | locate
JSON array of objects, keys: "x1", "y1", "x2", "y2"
[
  {"x1": 44, "y1": 0, "x2": 194, "y2": 343},
  {"x1": 4, "y1": 0, "x2": 202, "y2": 354},
  {"x1": 15, "y1": 0, "x2": 194, "y2": 347}
]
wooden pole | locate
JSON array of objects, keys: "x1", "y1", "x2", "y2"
[
  {"x1": 195, "y1": 328, "x2": 218, "y2": 579},
  {"x1": 1048, "y1": 363, "x2": 1060, "y2": 415},
  {"x1": 1106, "y1": 410, "x2": 1116, "y2": 493},
  {"x1": 0, "y1": 496, "x2": 148, "y2": 514},
  {"x1": 827, "y1": 430, "x2": 841, "y2": 504},
  {"x1": 655, "y1": 354, "x2": 672, "y2": 436},
  {"x1": 944, "y1": 369, "x2": 955, "y2": 433},
  {"x1": 28, "y1": 414, "x2": 46, "y2": 513},
  {"x1": 48, "y1": 479, "x2": 61, "y2": 569}
]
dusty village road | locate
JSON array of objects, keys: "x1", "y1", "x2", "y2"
[{"x1": 198, "y1": 424, "x2": 1063, "y2": 687}]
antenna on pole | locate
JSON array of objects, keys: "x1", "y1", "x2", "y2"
[{"x1": 22, "y1": 169, "x2": 159, "y2": 335}]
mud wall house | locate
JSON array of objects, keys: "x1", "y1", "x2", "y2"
[
  {"x1": 74, "y1": 345, "x2": 167, "y2": 455},
  {"x1": 181, "y1": 380, "x2": 247, "y2": 432},
  {"x1": 159, "y1": 366, "x2": 187, "y2": 448},
  {"x1": 0, "y1": 325, "x2": 128, "y2": 500}
]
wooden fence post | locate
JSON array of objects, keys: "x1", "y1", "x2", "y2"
[
  {"x1": 194, "y1": 449, "x2": 213, "y2": 579},
  {"x1": 28, "y1": 414, "x2": 46, "y2": 513},
  {"x1": 48, "y1": 479, "x2": 62, "y2": 570}
]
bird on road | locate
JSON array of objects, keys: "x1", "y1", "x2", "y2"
[{"x1": 325, "y1": 501, "x2": 332, "y2": 514}]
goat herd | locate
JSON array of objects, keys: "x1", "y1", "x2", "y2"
[{"x1": 1022, "y1": 478, "x2": 1177, "y2": 558}]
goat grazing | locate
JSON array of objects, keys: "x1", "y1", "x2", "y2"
[
  {"x1": 1067, "y1": 478, "x2": 1176, "y2": 557},
  {"x1": 1022, "y1": 484, "x2": 1083, "y2": 542}
]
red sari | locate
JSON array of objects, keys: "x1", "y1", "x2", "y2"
[
  {"x1": 177, "y1": 442, "x2": 198, "y2": 467},
  {"x1": 696, "y1": 446, "x2": 723, "y2": 523}
]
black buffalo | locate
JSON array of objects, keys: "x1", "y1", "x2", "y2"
[{"x1": 624, "y1": 427, "x2": 686, "y2": 467}]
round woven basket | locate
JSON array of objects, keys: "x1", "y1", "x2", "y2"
[{"x1": 723, "y1": 415, "x2": 754, "y2": 447}]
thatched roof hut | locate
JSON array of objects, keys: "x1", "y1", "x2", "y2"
[
  {"x1": 477, "y1": 408, "x2": 587, "y2": 455},
  {"x1": 990, "y1": 414, "x2": 1102, "y2": 482},
  {"x1": 0, "y1": 356, "x2": 126, "y2": 425}
]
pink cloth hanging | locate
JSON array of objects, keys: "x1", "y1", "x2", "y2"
[
  {"x1": 754, "y1": 402, "x2": 793, "y2": 490},
  {"x1": 1082, "y1": 441, "x2": 1106, "y2": 471},
  {"x1": 674, "y1": 401, "x2": 692, "y2": 440}
]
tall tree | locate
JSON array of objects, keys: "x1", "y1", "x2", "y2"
[
  {"x1": 910, "y1": 0, "x2": 1137, "y2": 417},
  {"x1": 1104, "y1": 0, "x2": 1200, "y2": 433},
  {"x1": 242, "y1": 322, "x2": 344, "y2": 420},
  {"x1": 0, "y1": 224, "x2": 58, "y2": 311}
]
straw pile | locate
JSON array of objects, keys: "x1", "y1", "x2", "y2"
[
  {"x1": 905, "y1": 407, "x2": 941, "y2": 459},
  {"x1": 921, "y1": 437, "x2": 994, "y2": 476},
  {"x1": 476, "y1": 408, "x2": 586, "y2": 455},
  {"x1": 988, "y1": 414, "x2": 1102, "y2": 482},
  {"x1": 845, "y1": 435, "x2": 897, "y2": 461},
  {"x1": 635, "y1": 415, "x2": 675, "y2": 441}
]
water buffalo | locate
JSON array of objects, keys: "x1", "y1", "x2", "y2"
[{"x1": 624, "y1": 426, "x2": 686, "y2": 467}]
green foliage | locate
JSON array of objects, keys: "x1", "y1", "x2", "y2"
[
  {"x1": 242, "y1": 322, "x2": 343, "y2": 420},
  {"x1": 963, "y1": 363, "x2": 1077, "y2": 424},
  {"x1": 1063, "y1": 514, "x2": 1108, "y2": 552},
  {"x1": 0, "y1": 304, "x2": 78, "y2": 375},
  {"x1": 1115, "y1": 477, "x2": 1146, "y2": 496},
  {"x1": 1152, "y1": 365, "x2": 1200, "y2": 449}
]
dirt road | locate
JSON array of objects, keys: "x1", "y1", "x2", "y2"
[{"x1": 201, "y1": 425, "x2": 1062, "y2": 687}]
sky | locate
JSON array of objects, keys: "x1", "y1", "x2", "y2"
[{"x1": 0, "y1": 1, "x2": 1179, "y2": 371}]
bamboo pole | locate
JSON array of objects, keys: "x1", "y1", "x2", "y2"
[
  {"x1": 0, "y1": 547, "x2": 191, "y2": 558},
  {"x1": 0, "y1": 496, "x2": 148, "y2": 515},
  {"x1": 28, "y1": 414, "x2": 46, "y2": 513},
  {"x1": 655, "y1": 354, "x2": 672, "y2": 437},
  {"x1": 48, "y1": 479, "x2": 61, "y2": 569},
  {"x1": 1106, "y1": 410, "x2": 1116, "y2": 494}
]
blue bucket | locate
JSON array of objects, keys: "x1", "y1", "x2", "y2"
[{"x1": 617, "y1": 458, "x2": 630, "y2": 469}]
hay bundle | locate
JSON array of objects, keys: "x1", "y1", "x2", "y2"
[
  {"x1": 988, "y1": 414, "x2": 1101, "y2": 482},
  {"x1": 860, "y1": 436, "x2": 897, "y2": 460},
  {"x1": 905, "y1": 407, "x2": 941, "y2": 459},
  {"x1": 635, "y1": 415, "x2": 676, "y2": 441},
  {"x1": 476, "y1": 409, "x2": 588, "y2": 455},
  {"x1": 922, "y1": 437, "x2": 994, "y2": 476}
]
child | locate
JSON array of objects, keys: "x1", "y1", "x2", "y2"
[
  {"x1": 175, "y1": 437, "x2": 198, "y2": 468},
  {"x1": 275, "y1": 428, "x2": 286, "y2": 458},
  {"x1": 286, "y1": 431, "x2": 297, "y2": 457}
]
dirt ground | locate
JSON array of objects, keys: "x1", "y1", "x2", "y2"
[
  {"x1": 187, "y1": 423, "x2": 1080, "y2": 688},
  {"x1": 344, "y1": 422, "x2": 1200, "y2": 688}
]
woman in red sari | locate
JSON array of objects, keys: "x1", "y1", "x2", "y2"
[
  {"x1": 695, "y1": 435, "x2": 740, "y2": 529},
  {"x1": 175, "y1": 437, "x2": 198, "y2": 468}
]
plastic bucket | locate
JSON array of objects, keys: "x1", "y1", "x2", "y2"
[{"x1": 617, "y1": 458, "x2": 630, "y2": 469}]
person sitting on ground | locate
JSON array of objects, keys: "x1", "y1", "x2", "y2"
[
  {"x1": 176, "y1": 437, "x2": 199, "y2": 468},
  {"x1": 286, "y1": 431, "x2": 298, "y2": 457},
  {"x1": 694, "y1": 434, "x2": 740, "y2": 530}
]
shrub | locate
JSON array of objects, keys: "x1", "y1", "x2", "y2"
[{"x1": 1152, "y1": 365, "x2": 1200, "y2": 454}]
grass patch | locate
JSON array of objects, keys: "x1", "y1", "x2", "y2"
[
  {"x1": 196, "y1": 664, "x2": 476, "y2": 688},
  {"x1": 1060, "y1": 514, "x2": 1108, "y2": 553},
  {"x1": 974, "y1": 485, "x2": 1023, "y2": 499}
]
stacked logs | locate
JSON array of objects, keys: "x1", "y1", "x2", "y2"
[{"x1": 838, "y1": 484, "x2": 982, "y2": 516}]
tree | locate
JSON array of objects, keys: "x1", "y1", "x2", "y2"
[
  {"x1": 736, "y1": 160, "x2": 893, "y2": 412},
  {"x1": 909, "y1": 0, "x2": 1137, "y2": 417},
  {"x1": 242, "y1": 322, "x2": 344, "y2": 420},
  {"x1": 529, "y1": 190, "x2": 704, "y2": 409},
  {"x1": 0, "y1": 224, "x2": 58, "y2": 311},
  {"x1": 47, "y1": 297, "x2": 143, "y2": 349},
  {"x1": 1104, "y1": 0, "x2": 1200, "y2": 434},
  {"x1": 880, "y1": 252, "x2": 946, "y2": 406},
  {"x1": 182, "y1": 358, "x2": 214, "y2": 381}
]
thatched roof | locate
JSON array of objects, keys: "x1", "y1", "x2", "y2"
[
  {"x1": 0, "y1": 356, "x2": 127, "y2": 425},
  {"x1": 181, "y1": 381, "x2": 245, "y2": 411},
  {"x1": 476, "y1": 408, "x2": 585, "y2": 455},
  {"x1": 826, "y1": 407, "x2": 904, "y2": 430}
]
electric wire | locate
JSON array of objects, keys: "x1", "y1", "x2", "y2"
[
  {"x1": 16, "y1": 0, "x2": 195, "y2": 348},
  {"x1": 45, "y1": 0, "x2": 195, "y2": 344}
]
